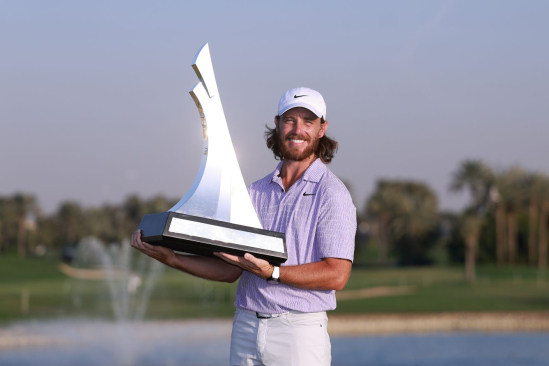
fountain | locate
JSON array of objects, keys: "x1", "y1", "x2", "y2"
[
  {"x1": 68, "y1": 237, "x2": 165, "y2": 365},
  {"x1": 68, "y1": 236, "x2": 164, "y2": 323}
]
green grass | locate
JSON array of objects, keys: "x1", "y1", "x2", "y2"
[
  {"x1": 1, "y1": 252, "x2": 548, "y2": 325},
  {"x1": 335, "y1": 265, "x2": 549, "y2": 314},
  {"x1": 0, "y1": 252, "x2": 239, "y2": 324}
]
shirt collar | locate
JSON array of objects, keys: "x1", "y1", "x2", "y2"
[
  {"x1": 271, "y1": 161, "x2": 284, "y2": 185},
  {"x1": 302, "y1": 158, "x2": 326, "y2": 183},
  {"x1": 270, "y1": 158, "x2": 326, "y2": 184}
]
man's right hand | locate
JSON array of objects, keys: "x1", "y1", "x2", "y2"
[
  {"x1": 130, "y1": 229, "x2": 176, "y2": 266},
  {"x1": 130, "y1": 229, "x2": 243, "y2": 282}
]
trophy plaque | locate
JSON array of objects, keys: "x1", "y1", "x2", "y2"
[{"x1": 137, "y1": 44, "x2": 287, "y2": 264}]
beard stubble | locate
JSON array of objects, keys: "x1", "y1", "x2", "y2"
[{"x1": 279, "y1": 132, "x2": 320, "y2": 162}]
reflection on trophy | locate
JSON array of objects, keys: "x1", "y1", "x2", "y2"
[{"x1": 138, "y1": 44, "x2": 287, "y2": 264}]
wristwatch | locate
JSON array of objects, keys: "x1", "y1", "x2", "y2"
[{"x1": 267, "y1": 265, "x2": 280, "y2": 284}]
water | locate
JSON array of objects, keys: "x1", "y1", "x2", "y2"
[
  {"x1": 331, "y1": 332, "x2": 549, "y2": 366},
  {"x1": 0, "y1": 320, "x2": 231, "y2": 366},
  {"x1": 1, "y1": 320, "x2": 548, "y2": 366}
]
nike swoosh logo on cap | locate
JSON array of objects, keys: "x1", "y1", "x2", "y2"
[{"x1": 294, "y1": 94, "x2": 307, "y2": 98}]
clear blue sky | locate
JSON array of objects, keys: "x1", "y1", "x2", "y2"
[{"x1": 1, "y1": 0, "x2": 548, "y2": 214}]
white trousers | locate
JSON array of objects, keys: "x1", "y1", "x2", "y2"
[{"x1": 229, "y1": 308, "x2": 331, "y2": 366}]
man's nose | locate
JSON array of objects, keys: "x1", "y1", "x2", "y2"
[{"x1": 291, "y1": 120, "x2": 304, "y2": 134}]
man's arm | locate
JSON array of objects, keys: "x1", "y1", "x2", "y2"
[
  {"x1": 215, "y1": 252, "x2": 351, "y2": 291},
  {"x1": 215, "y1": 184, "x2": 356, "y2": 291},
  {"x1": 131, "y1": 230, "x2": 243, "y2": 283}
]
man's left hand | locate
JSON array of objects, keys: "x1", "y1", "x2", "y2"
[
  {"x1": 130, "y1": 230, "x2": 176, "y2": 266},
  {"x1": 214, "y1": 252, "x2": 274, "y2": 280}
]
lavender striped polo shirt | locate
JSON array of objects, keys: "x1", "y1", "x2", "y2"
[{"x1": 234, "y1": 158, "x2": 357, "y2": 313}]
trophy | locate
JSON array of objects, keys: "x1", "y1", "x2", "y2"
[{"x1": 138, "y1": 44, "x2": 287, "y2": 264}]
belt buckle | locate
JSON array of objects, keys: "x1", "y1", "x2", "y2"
[{"x1": 255, "y1": 311, "x2": 287, "y2": 319}]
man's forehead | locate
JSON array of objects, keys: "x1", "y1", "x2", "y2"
[{"x1": 281, "y1": 107, "x2": 319, "y2": 120}]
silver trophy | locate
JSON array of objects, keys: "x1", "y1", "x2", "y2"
[{"x1": 138, "y1": 44, "x2": 287, "y2": 264}]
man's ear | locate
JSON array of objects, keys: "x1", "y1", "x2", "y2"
[
  {"x1": 274, "y1": 116, "x2": 279, "y2": 134},
  {"x1": 318, "y1": 119, "x2": 329, "y2": 138}
]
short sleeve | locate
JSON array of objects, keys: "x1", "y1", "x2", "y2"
[{"x1": 315, "y1": 187, "x2": 357, "y2": 261}]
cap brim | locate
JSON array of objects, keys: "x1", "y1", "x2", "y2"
[{"x1": 278, "y1": 102, "x2": 323, "y2": 118}]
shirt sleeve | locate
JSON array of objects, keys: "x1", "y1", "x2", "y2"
[{"x1": 315, "y1": 186, "x2": 357, "y2": 261}]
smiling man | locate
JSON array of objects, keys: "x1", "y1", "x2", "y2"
[{"x1": 131, "y1": 87, "x2": 356, "y2": 366}]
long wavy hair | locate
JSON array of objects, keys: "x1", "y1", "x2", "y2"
[{"x1": 265, "y1": 116, "x2": 338, "y2": 164}]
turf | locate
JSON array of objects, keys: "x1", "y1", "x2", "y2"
[{"x1": 1, "y1": 252, "x2": 548, "y2": 324}]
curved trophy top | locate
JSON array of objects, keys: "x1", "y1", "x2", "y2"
[
  {"x1": 191, "y1": 44, "x2": 218, "y2": 98},
  {"x1": 169, "y1": 43, "x2": 262, "y2": 229}
]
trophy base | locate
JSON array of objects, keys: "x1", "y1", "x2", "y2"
[{"x1": 137, "y1": 212, "x2": 287, "y2": 265}]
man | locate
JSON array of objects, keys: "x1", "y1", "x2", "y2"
[{"x1": 131, "y1": 87, "x2": 356, "y2": 365}]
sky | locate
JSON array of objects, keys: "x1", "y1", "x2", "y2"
[{"x1": 1, "y1": 0, "x2": 548, "y2": 215}]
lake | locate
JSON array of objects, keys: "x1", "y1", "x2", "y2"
[{"x1": 0, "y1": 320, "x2": 548, "y2": 365}]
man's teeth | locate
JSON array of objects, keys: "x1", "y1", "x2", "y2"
[{"x1": 290, "y1": 139, "x2": 305, "y2": 143}]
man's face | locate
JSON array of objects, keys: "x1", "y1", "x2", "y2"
[{"x1": 275, "y1": 107, "x2": 328, "y2": 162}]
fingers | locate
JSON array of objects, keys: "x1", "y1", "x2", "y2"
[
  {"x1": 214, "y1": 252, "x2": 242, "y2": 268},
  {"x1": 215, "y1": 252, "x2": 268, "y2": 278},
  {"x1": 131, "y1": 230, "x2": 146, "y2": 249},
  {"x1": 214, "y1": 252, "x2": 271, "y2": 279},
  {"x1": 243, "y1": 253, "x2": 261, "y2": 265},
  {"x1": 130, "y1": 230, "x2": 155, "y2": 253},
  {"x1": 139, "y1": 239, "x2": 155, "y2": 251},
  {"x1": 216, "y1": 252, "x2": 241, "y2": 262},
  {"x1": 243, "y1": 253, "x2": 270, "y2": 270},
  {"x1": 129, "y1": 230, "x2": 175, "y2": 265},
  {"x1": 245, "y1": 254, "x2": 273, "y2": 280},
  {"x1": 215, "y1": 252, "x2": 246, "y2": 268},
  {"x1": 130, "y1": 230, "x2": 141, "y2": 249}
]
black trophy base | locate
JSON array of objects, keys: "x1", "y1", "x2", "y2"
[{"x1": 137, "y1": 211, "x2": 287, "y2": 265}]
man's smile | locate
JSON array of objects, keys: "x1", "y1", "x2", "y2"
[{"x1": 285, "y1": 134, "x2": 310, "y2": 146}]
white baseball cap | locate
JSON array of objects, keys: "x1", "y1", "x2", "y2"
[{"x1": 277, "y1": 87, "x2": 327, "y2": 119}]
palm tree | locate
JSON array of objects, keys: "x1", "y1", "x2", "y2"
[
  {"x1": 367, "y1": 180, "x2": 439, "y2": 265},
  {"x1": 538, "y1": 178, "x2": 549, "y2": 270},
  {"x1": 460, "y1": 213, "x2": 484, "y2": 282},
  {"x1": 450, "y1": 160, "x2": 493, "y2": 278},
  {"x1": 366, "y1": 181, "x2": 404, "y2": 264},
  {"x1": 13, "y1": 194, "x2": 38, "y2": 258},
  {"x1": 494, "y1": 167, "x2": 528, "y2": 265},
  {"x1": 450, "y1": 160, "x2": 494, "y2": 213},
  {"x1": 123, "y1": 194, "x2": 145, "y2": 224},
  {"x1": 57, "y1": 201, "x2": 85, "y2": 245},
  {"x1": 390, "y1": 182, "x2": 439, "y2": 240},
  {"x1": 494, "y1": 197, "x2": 507, "y2": 266},
  {"x1": 0, "y1": 196, "x2": 17, "y2": 253},
  {"x1": 524, "y1": 174, "x2": 546, "y2": 265}
]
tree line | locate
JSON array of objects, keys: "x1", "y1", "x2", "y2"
[
  {"x1": 1, "y1": 160, "x2": 548, "y2": 280},
  {"x1": 0, "y1": 194, "x2": 177, "y2": 257},
  {"x1": 363, "y1": 160, "x2": 549, "y2": 280}
]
